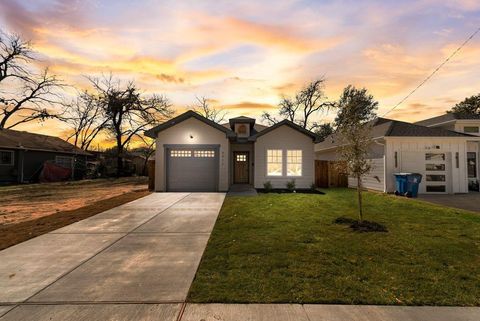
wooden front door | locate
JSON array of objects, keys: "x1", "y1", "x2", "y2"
[{"x1": 234, "y1": 152, "x2": 249, "y2": 184}]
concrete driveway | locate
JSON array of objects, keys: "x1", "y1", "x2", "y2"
[
  {"x1": 0, "y1": 192, "x2": 225, "y2": 320},
  {"x1": 418, "y1": 193, "x2": 480, "y2": 213}
]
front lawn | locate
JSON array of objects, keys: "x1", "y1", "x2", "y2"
[{"x1": 188, "y1": 189, "x2": 480, "y2": 305}]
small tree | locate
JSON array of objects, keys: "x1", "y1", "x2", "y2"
[
  {"x1": 447, "y1": 93, "x2": 480, "y2": 115},
  {"x1": 192, "y1": 96, "x2": 227, "y2": 123},
  {"x1": 335, "y1": 85, "x2": 378, "y2": 221},
  {"x1": 262, "y1": 78, "x2": 334, "y2": 131}
]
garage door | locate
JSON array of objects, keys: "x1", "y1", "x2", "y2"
[
  {"x1": 166, "y1": 146, "x2": 219, "y2": 192},
  {"x1": 401, "y1": 151, "x2": 451, "y2": 194}
]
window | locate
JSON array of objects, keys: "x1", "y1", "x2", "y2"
[
  {"x1": 236, "y1": 154, "x2": 247, "y2": 162},
  {"x1": 170, "y1": 150, "x2": 191, "y2": 157},
  {"x1": 464, "y1": 126, "x2": 479, "y2": 133},
  {"x1": 425, "y1": 153, "x2": 445, "y2": 161},
  {"x1": 426, "y1": 185, "x2": 446, "y2": 193},
  {"x1": 467, "y1": 152, "x2": 477, "y2": 178},
  {"x1": 267, "y1": 149, "x2": 282, "y2": 176},
  {"x1": 287, "y1": 150, "x2": 302, "y2": 176},
  {"x1": 237, "y1": 124, "x2": 247, "y2": 134},
  {"x1": 426, "y1": 164, "x2": 445, "y2": 171},
  {"x1": 194, "y1": 150, "x2": 215, "y2": 158},
  {"x1": 426, "y1": 174, "x2": 446, "y2": 182},
  {"x1": 0, "y1": 150, "x2": 13, "y2": 165},
  {"x1": 55, "y1": 156, "x2": 73, "y2": 169}
]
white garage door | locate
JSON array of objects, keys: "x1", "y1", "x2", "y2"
[
  {"x1": 166, "y1": 146, "x2": 219, "y2": 192},
  {"x1": 401, "y1": 151, "x2": 451, "y2": 194}
]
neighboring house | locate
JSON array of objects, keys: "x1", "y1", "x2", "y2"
[
  {"x1": 0, "y1": 129, "x2": 91, "y2": 184},
  {"x1": 145, "y1": 110, "x2": 318, "y2": 192},
  {"x1": 316, "y1": 115, "x2": 480, "y2": 194}
]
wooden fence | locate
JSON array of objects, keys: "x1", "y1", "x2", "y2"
[{"x1": 315, "y1": 160, "x2": 348, "y2": 188}]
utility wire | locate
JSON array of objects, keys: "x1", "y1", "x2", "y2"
[{"x1": 382, "y1": 26, "x2": 480, "y2": 117}]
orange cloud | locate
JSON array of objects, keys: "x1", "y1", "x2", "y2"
[{"x1": 222, "y1": 101, "x2": 276, "y2": 110}]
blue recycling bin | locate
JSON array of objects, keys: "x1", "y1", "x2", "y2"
[
  {"x1": 394, "y1": 173, "x2": 422, "y2": 197},
  {"x1": 406, "y1": 173, "x2": 422, "y2": 198},
  {"x1": 394, "y1": 173, "x2": 409, "y2": 195}
]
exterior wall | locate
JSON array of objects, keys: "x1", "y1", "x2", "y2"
[
  {"x1": 348, "y1": 158, "x2": 385, "y2": 192},
  {"x1": 385, "y1": 137, "x2": 470, "y2": 194},
  {"x1": 254, "y1": 125, "x2": 314, "y2": 189},
  {"x1": 229, "y1": 142, "x2": 254, "y2": 184},
  {"x1": 154, "y1": 117, "x2": 229, "y2": 192}
]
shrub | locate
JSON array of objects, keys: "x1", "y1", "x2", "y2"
[
  {"x1": 286, "y1": 179, "x2": 296, "y2": 192},
  {"x1": 310, "y1": 183, "x2": 317, "y2": 191},
  {"x1": 263, "y1": 181, "x2": 272, "y2": 192}
]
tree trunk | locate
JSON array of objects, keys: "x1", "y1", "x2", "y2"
[
  {"x1": 357, "y1": 176, "x2": 363, "y2": 221},
  {"x1": 116, "y1": 136, "x2": 123, "y2": 178}
]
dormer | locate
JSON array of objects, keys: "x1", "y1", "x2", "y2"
[{"x1": 229, "y1": 116, "x2": 256, "y2": 138}]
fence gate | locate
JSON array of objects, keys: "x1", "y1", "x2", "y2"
[{"x1": 315, "y1": 160, "x2": 348, "y2": 188}]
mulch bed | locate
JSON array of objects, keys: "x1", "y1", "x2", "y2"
[
  {"x1": 0, "y1": 189, "x2": 151, "y2": 251},
  {"x1": 333, "y1": 216, "x2": 388, "y2": 233},
  {"x1": 256, "y1": 188, "x2": 325, "y2": 194}
]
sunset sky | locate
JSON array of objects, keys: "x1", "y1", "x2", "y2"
[{"x1": 1, "y1": 0, "x2": 480, "y2": 140}]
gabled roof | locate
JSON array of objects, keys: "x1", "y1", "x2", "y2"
[
  {"x1": 228, "y1": 115, "x2": 256, "y2": 129},
  {"x1": 249, "y1": 119, "x2": 319, "y2": 142},
  {"x1": 145, "y1": 110, "x2": 236, "y2": 138},
  {"x1": 0, "y1": 129, "x2": 91, "y2": 155},
  {"x1": 316, "y1": 117, "x2": 474, "y2": 150},
  {"x1": 415, "y1": 113, "x2": 480, "y2": 127}
]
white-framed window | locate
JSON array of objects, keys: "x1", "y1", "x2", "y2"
[
  {"x1": 55, "y1": 156, "x2": 73, "y2": 169},
  {"x1": 170, "y1": 150, "x2": 191, "y2": 157},
  {"x1": 464, "y1": 126, "x2": 479, "y2": 134},
  {"x1": 287, "y1": 150, "x2": 302, "y2": 176},
  {"x1": 194, "y1": 150, "x2": 215, "y2": 158},
  {"x1": 0, "y1": 150, "x2": 14, "y2": 166},
  {"x1": 267, "y1": 149, "x2": 282, "y2": 176}
]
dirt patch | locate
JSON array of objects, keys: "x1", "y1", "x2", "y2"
[
  {"x1": 0, "y1": 189, "x2": 151, "y2": 251},
  {"x1": 0, "y1": 177, "x2": 148, "y2": 225}
]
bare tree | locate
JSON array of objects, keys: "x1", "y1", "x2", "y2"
[
  {"x1": 61, "y1": 91, "x2": 108, "y2": 150},
  {"x1": 335, "y1": 85, "x2": 378, "y2": 221},
  {"x1": 88, "y1": 75, "x2": 172, "y2": 177},
  {"x1": 262, "y1": 78, "x2": 333, "y2": 130},
  {"x1": 0, "y1": 30, "x2": 62, "y2": 129},
  {"x1": 192, "y1": 96, "x2": 227, "y2": 123}
]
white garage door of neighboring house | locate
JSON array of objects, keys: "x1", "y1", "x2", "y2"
[
  {"x1": 166, "y1": 146, "x2": 219, "y2": 192},
  {"x1": 401, "y1": 151, "x2": 451, "y2": 194}
]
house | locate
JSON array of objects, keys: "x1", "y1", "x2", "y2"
[
  {"x1": 0, "y1": 129, "x2": 91, "y2": 184},
  {"x1": 144, "y1": 110, "x2": 318, "y2": 192},
  {"x1": 315, "y1": 115, "x2": 480, "y2": 194}
]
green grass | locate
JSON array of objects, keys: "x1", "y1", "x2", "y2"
[{"x1": 188, "y1": 189, "x2": 480, "y2": 305}]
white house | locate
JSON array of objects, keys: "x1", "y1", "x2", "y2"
[
  {"x1": 145, "y1": 110, "x2": 318, "y2": 192},
  {"x1": 315, "y1": 115, "x2": 480, "y2": 194}
]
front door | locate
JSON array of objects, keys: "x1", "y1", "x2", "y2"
[{"x1": 234, "y1": 152, "x2": 249, "y2": 184}]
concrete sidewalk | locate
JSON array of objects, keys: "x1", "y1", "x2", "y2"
[
  {"x1": 1, "y1": 303, "x2": 478, "y2": 320},
  {"x1": 0, "y1": 192, "x2": 225, "y2": 320}
]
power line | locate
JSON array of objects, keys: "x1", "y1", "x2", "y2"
[{"x1": 382, "y1": 25, "x2": 480, "y2": 117}]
